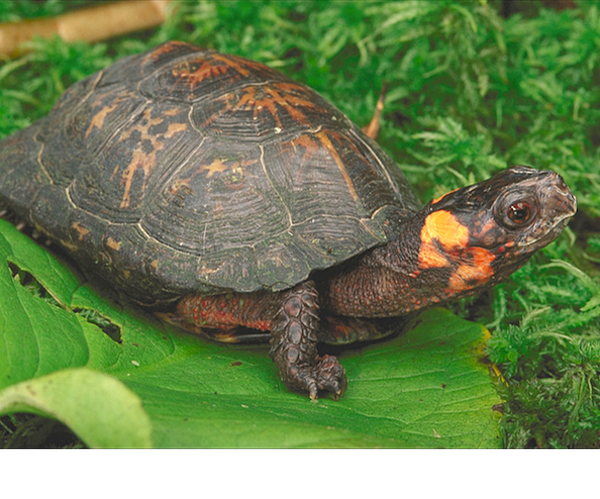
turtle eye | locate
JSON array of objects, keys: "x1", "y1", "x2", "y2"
[{"x1": 506, "y1": 201, "x2": 534, "y2": 227}]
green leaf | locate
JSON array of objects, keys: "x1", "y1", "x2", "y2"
[
  {"x1": 0, "y1": 367, "x2": 152, "y2": 448},
  {"x1": 0, "y1": 218, "x2": 500, "y2": 448}
]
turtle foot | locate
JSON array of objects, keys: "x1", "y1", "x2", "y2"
[
  {"x1": 312, "y1": 354, "x2": 347, "y2": 400},
  {"x1": 281, "y1": 354, "x2": 347, "y2": 400}
]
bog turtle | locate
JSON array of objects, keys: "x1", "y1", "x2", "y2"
[{"x1": 0, "y1": 41, "x2": 576, "y2": 399}]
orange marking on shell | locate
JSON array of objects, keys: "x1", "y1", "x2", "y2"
[
  {"x1": 197, "y1": 158, "x2": 256, "y2": 179},
  {"x1": 164, "y1": 122, "x2": 188, "y2": 138},
  {"x1": 86, "y1": 89, "x2": 137, "y2": 139},
  {"x1": 116, "y1": 109, "x2": 164, "y2": 208},
  {"x1": 291, "y1": 134, "x2": 319, "y2": 163},
  {"x1": 173, "y1": 61, "x2": 229, "y2": 89},
  {"x1": 315, "y1": 131, "x2": 361, "y2": 203},
  {"x1": 173, "y1": 53, "x2": 251, "y2": 91},
  {"x1": 71, "y1": 222, "x2": 89, "y2": 241},
  {"x1": 163, "y1": 108, "x2": 181, "y2": 117},
  {"x1": 118, "y1": 108, "x2": 164, "y2": 143},
  {"x1": 212, "y1": 54, "x2": 252, "y2": 76},
  {"x1": 106, "y1": 237, "x2": 121, "y2": 251},
  {"x1": 200, "y1": 158, "x2": 229, "y2": 178},
  {"x1": 85, "y1": 102, "x2": 119, "y2": 139},
  {"x1": 115, "y1": 109, "x2": 187, "y2": 208},
  {"x1": 205, "y1": 82, "x2": 320, "y2": 130},
  {"x1": 119, "y1": 149, "x2": 158, "y2": 209},
  {"x1": 144, "y1": 41, "x2": 190, "y2": 62},
  {"x1": 267, "y1": 82, "x2": 320, "y2": 125}
]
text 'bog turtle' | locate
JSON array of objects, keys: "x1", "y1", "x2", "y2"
[{"x1": 0, "y1": 41, "x2": 576, "y2": 399}]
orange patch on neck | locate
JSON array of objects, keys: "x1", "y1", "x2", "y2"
[
  {"x1": 418, "y1": 209, "x2": 497, "y2": 294},
  {"x1": 448, "y1": 247, "x2": 496, "y2": 293},
  {"x1": 418, "y1": 210, "x2": 469, "y2": 268}
]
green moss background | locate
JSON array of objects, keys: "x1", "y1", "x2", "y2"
[{"x1": 0, "y1": 0, "x2": 599, "y2": 448}]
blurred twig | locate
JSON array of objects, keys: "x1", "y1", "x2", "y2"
[{"x1": 0, "y1": 0, "x2": 171, "y2": 58}]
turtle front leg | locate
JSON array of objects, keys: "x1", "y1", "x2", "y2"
[
  {"x1": 269, "y1": 280, "x2": 347, "y2": 400},
  {"x1": 173, "y1": 280, "x2": 346, "y2": 399}
]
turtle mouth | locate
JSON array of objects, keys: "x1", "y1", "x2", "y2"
[{"x1": 518, "y1": 214, "x2": 571, "y2": 249}]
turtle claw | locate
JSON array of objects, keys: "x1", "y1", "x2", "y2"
[
  {"x1": 314, "y1": 354, "x2": 347, "y2": 399},
  {"x1": 278, "y1": 355, "x2": 346, "y2": 400}
]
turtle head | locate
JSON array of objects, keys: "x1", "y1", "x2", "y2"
[
  {"x1": 323, "y1": 166, "x2": 576, "y2": 318},
  {"x1": 416, "y1": 166, "x2": 576, "y2": 296}
]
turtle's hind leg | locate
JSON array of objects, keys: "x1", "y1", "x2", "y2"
[
  {"x1": 269, "y1": 280, "x2": 346, "y2": 400},
  {"x1": 170, "y1": 281, "x2": 347, "y2": 399}
]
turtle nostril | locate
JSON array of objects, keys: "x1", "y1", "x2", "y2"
[{"x1": 556, "y1": 175, "x2": 568, "y2": 191}]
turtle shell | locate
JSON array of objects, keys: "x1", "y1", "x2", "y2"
[{"x1": 0, "y1": 41, "x2": 421, "y2": 303}]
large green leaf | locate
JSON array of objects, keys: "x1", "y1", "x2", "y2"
[
  {"x1": 0, "y1": 367, "x2": 152, "y2": 448},
  {"x1": 0, "y1": 219, "x2": 500, "y2": 447}
]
